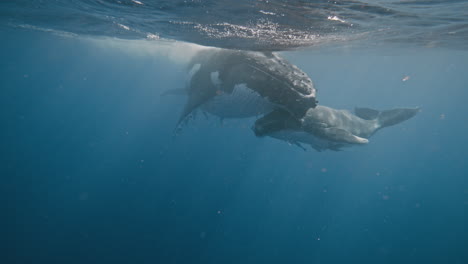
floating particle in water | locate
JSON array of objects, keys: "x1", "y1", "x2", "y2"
[
  {"x1": 382, "y1": 195, "x2": 390, "y2": 200},
  {"x1": 439, "y1": 114, "x2": 446, "y2": 120},
  {"x1": 402, "y1": 75, "x2": 410, "y2": 82},
  {"x1": 131, "y1": 0, "x2": 143, "y2": 5},
  {"x1": 217, "y1": 210, "x2": 222, "y2": 214},
  {"x1": 23, "y1": 74, "x2": 29, "y2": 78},
  {"x1": 376, "y1": 172, "x2": 381, "y2": 176},
  {"x1": 79, "y1": 192, "x2": 89, "y2": 201},
  {"x1": 415, "y1": 203, "x2": 421, "y2": 208},
  {"x1": 200, "y1": 232, "x2": 206, "y2": 239},
  {"x1": 321, "y1": 168, "x2": 327, "y2": 173}
]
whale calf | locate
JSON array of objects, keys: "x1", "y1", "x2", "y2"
[{"x1": 254, "y1": 106, "x2": 420, "y2": 151}]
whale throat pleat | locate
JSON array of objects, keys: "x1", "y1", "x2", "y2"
[{"x1": 201, "y1": 84, "x2": 274, "y2": 118}]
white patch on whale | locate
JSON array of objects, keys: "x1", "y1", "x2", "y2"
[
  {"x1": 186, "y1": 63, "x2": 201, "y2": 88},
  {"x1": 188, "y1": 64, "x2": 201, "y2": 79},
  {"x1": 210, "y1": 71, "x2": 222, "y2": 87}
]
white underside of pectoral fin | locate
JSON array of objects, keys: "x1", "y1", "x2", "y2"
[
  {"x1": 319, "y1": 127, "x2": 369, "y2": 145},
  {"x1": 353, "y1": 135, "x2": 369, "y2": 144}
]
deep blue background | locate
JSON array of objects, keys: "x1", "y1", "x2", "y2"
[{"x1": 2, "y1": 29, "x2": 468, "y2": 264}]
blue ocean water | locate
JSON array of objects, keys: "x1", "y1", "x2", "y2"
[{"x1": 2, "y1": 1, "x2": 468, "y2": 264}]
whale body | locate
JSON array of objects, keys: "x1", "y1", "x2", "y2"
[
  {"x1": 167, "y1": 48, "x2": 317, "y2": 127},
  {"x1": 254, "y1": 106, "x2": 420, "y2": 151}
]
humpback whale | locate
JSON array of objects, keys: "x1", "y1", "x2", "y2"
[
  {"x1": 165, "y1": 48, "x2": 317, "y2": 127},
  {"x1": 253, "y1": 106, "x2": 420, "y2": 151}
]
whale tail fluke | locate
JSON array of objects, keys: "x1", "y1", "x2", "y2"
[
  {"x1": 355, "y1": 107, "x2": 420, "y2": 129},
  {"x1": 377, "y1": 107, "x2": 420, "y2": 128}
]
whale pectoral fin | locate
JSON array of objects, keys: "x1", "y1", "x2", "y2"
[
  {"x1": 310, "y1": 145, "x2": 323, "y2": 152},
  {"x1": 316, "y1": 127, "x2": 369, "y2": 145},
  {"x1": 301, "y1": 121, "x2": 359, "y2": 144},
  {"x1": 176, "y1": 89, "x2": 217, "y2": 127},
  {"x1": 291, "y1": 141, "x2": 307, "y2": 151}
]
